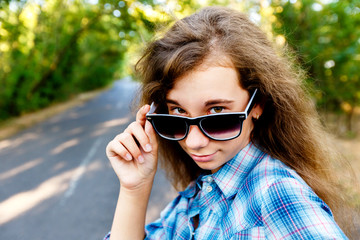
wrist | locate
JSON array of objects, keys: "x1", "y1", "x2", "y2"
[
  {"x1": 111, "y1": 182, "x2": 151, "y2": 240},
  {"x1": 120, "y1": 177, "x2": 154, "y2": 197}
]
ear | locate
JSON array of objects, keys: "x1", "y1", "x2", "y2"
[{"x1": 251, "y1": 104, "x2": 263, "y2": 120}]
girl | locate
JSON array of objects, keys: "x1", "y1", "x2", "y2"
[{"x1": 104, "y1": 6, "x2": 348, "y2": 239}]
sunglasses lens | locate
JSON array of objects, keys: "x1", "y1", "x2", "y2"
[
  {"x1": 201, "y1": 115, "x2": 242, "y2": 140},
  {"x1": 151, "y1": 116, "x2": 187, "y2": 140}
]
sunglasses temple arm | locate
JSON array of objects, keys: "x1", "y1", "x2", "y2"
[
  {"x1": 245, "y1": 89, "x2": 258, "y2": 117},
  {"x1": 147, "y1": 102, "x2": 157, "y2": 115}
]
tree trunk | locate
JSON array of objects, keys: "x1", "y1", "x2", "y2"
[{"x1": 346, "y1": 105, "x2": 354, "y2": 133}]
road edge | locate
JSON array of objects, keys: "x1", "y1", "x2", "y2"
[{"x1": 0, "y1": 86, "x2": 110, "y2": 141}]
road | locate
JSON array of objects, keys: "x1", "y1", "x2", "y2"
[{"x1": 0, "y1": 78, "x2": 177, "y2": 240}]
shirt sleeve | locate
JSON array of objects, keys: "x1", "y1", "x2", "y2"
[
  {"x1": 261, "y1": 177, "x2": 348, "y2": 239},
  {"x1": 144, "y1": 218, "x2": 167, "y2": 239}
]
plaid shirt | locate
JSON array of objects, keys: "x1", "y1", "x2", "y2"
[{"x1": 104, "y1": 142, "x2": 347, "y2": 239}]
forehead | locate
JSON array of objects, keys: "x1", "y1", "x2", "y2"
[
  {"x1": 166, "y1": 64, "x2": 249, "y2": 109},
  {"x1": 172, "y1": 65, "x2": 239, "y2": 90}
]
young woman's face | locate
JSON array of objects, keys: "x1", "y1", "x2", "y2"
[{"x1": 166, "y1": 64, "x2": 262, "y2": 173}]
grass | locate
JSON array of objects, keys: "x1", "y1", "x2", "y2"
[
  {"x1": 324, "y1": 111, "x2": 360, "y2": 206},
  {"x1": 323, "y1": 111, "x2": 360, "y2": 238},
  {"x1": 334, "y1": 137, "x2": 360, "y2": 238}
]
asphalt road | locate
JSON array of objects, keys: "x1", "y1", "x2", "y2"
[{"x1": 0, "y1": 78, "x2": 177, "y2": 240}]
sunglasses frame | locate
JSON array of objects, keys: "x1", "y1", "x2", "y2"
[{"x1": 146, "y1": 89, "x2": 258, "y2": 141}]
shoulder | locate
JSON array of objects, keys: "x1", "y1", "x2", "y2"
[
  {"x1": 239, "y1": 153, "x2": 348, "y2": 239},
  {"x1": 245, "y1": 152, "x2": 313, "y2": 196},
  {"x1": 245, "y1": 153, "x2": 330, "y2": 214}
]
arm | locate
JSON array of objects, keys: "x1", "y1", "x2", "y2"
[
  {"x1": 110, "y1": 180, "x2": 154, "y2": 239},
  {"x1": 106, "y1": 105, "x2": 159, "y2": 240}
]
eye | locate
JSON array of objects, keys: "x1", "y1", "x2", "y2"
[
  {"x1": 209, "y1": 106, "x2": 225, "y2": 114},
  {"x1": 170, "y1": 107, "x2": 186, "y2": 115}
]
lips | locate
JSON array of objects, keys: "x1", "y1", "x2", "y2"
[{"x1": 190, "y1": 151, "x2": 218, "y2": 162}]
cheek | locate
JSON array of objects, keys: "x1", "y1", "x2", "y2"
[
  {"x1": 242, "y1": 117, "x2": 254, "y2": 135},
  {"x1": 226, "y1": 139, "x2": 246, "y2": 155}
]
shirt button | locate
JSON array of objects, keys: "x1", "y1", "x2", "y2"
[
  {"x1": 206, "y1": 176, "x2": 213, "y2": 183},
  {"x1": 206, "y1": 185, "x2": 213, "y2": 193}
]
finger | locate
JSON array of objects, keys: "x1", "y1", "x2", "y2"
[
  {"x1": 115, "y1": 132, "x2": 145, "y2": 163},
  {"x1": 136, "y1": 104, "x2": 151, "y2": 127},
  {"x1": 144, "y1": 120, "x2": 158, "y2": 149},
  {"x1": 106, "y1": 139, "x2": 133, "y2": 161},
  {"x1": 125, "y1": 122, "x2": 152, "y2": 153}
]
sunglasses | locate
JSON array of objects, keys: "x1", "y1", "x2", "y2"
[{"x1": 146, "y1": 89, "x2": 258, "y2": 141}]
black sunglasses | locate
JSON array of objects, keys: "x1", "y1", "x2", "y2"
[{"x1": 146, "y1": 89, "x2": 258, "y2": 141}]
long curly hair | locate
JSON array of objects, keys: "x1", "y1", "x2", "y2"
[{"x1": 135, "y1": 6, "x2": 348, "y2": 233}]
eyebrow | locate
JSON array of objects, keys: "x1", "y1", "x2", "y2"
[
  {"x1": 165, "y1": 99, "x2": 180, "y2": 105},
  {"x1": 166, "y1": 99, "x2": 234, "y2": 107},
  {"x1": 204, "y1": 99, "x2": 234, "y2": 106}
]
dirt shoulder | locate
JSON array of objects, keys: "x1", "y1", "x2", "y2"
[{"x1": 0, "y1": 87, "x2": 107, "y2": 141}]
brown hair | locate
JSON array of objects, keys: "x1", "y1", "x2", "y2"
[{"x1": 135, "y1": 6, "x2": 348, "y2": 233}]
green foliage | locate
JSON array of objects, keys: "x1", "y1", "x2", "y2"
[
  {"x1": 271, "y1": 0, "x2": 360, "y2": 130},
  {"x1": 0, "y1": 0, "x2": 147, "y2": 120}
]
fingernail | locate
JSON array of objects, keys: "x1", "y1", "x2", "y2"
[
  {"x1": 145, "y1": 144, "x2": 152, "y2": 152},
  {"x1": 138, "y1": 155, "x2": 144, "y2": 164},
  {"x1": 125, "y1": 153, "x2": 132, "y2": 160}
]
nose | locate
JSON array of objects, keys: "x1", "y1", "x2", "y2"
[{"x1": 184, "y1": 125, "x2": 209, "y2": 149}]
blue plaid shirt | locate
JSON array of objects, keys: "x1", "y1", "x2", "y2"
[{"x1": 104, "y1": 142, "x2": 347, "y2": 239}]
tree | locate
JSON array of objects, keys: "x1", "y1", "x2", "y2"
[
  {"x1": 0, "y1": 0, "x2": 149, "y2": 119},
  {"x1": 271, "y1": 0, "x2": 360, "y2": 132},
  {"x1": 0, "y1": 0, "x2": 243, "y2": 120}
]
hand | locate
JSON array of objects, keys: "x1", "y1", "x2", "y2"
[{"x1": 106, "y1": 105, "x2": 158, "y2": 191}]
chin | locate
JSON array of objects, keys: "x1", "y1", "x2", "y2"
[{"x1": 195, "y1": 162, "x2": 223, "y2": 174}]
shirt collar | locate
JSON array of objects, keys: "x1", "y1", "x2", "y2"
[
  {"x1": 179, "y1": 142, "x2": 265, "y2": 199},
  {"x1": 179, "y1": 176, "x2": 202, "y2": 198},
  {"x1": 212, "y1": 142, "x2": 265, "y2": 199}
]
